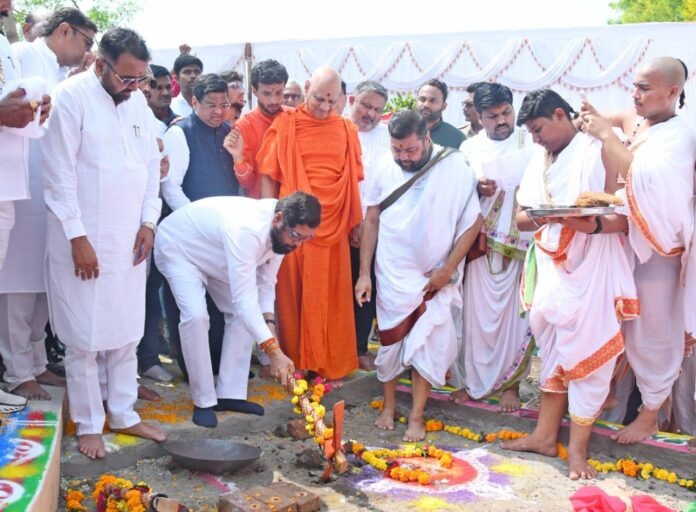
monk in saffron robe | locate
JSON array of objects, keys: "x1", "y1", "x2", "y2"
[
  {"x1": 232, "y1": 60, "x2": 289, "y2": 199},
  {"x1": 258, "y1": 67, "x2": 363, "y2": 380}
]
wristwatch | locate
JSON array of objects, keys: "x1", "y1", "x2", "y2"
[{"x1": 141, "y1": 221, "x2": 157, "y2": 234}]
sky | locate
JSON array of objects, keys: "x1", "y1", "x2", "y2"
[{"x1": 131, "y1": 0, "x2": 617, "y2": 51}]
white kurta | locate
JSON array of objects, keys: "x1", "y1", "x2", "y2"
[
  {"x1": 170, "y1": 94, "x2": 192, "y2": 117},
  {"x1": 356, "y1": 122, "x2": 391, "y2": 216},
  {"x1": 41, "y1": 68, "x2": 161, "y2": 352},
  {"x1": 451, "y1": 129, "x2": 537, "y2": 398},
  {"x1": 154, "y1": 197, "x2": 283, "y2": 407},
  {"x1": 517, "y1": 133, "x2": 638, "y2": 424},
  {"x1": 615, "y1": 116, "x2": 696, "y2": 411},
  {"x1": 364, "y1": 146, "x2": 481, "y2": 387}
]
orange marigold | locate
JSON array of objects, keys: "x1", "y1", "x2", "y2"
[{"x1": 621, "y1": 460, "x2": 639, "y2": 478}]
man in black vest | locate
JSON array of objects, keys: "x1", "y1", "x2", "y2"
[{"x1": 161, "y1": 74, "x2": 240, "y2": 378}]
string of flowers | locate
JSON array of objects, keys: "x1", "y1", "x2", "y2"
[
  {"x1": 349, "y1": 441, "x2": 454, "y2": 485},
  {"x1": 92, "y1": 474, "x2": 150, "y2": 512},
  {"x1": 65, "y1": 490, "x2": 87, "y2": 512},
  {"x1": 368, "y1": 400, "x2": 695, "y2": 492}
]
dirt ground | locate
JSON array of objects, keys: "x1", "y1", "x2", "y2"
[{"x1": 57, "y1": 357, "x2": 696, "y2": 512}]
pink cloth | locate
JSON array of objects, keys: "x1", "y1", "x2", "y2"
[{"x1": 570, "y1": 486, "x2": 626, "y2": 512}]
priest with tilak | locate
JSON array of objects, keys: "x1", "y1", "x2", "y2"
[{"x1": 258, "y1": 67, "x2": 363, "y2": 383}]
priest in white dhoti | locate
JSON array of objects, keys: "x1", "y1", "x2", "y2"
[
  {"x1": 449, "y1": 83, "x2": 537, "y2": 412},
  {"x1": 348, "y1": 80, "x2": 391, "y2": 371},
  {"x1": 0, "y1": 8, "x2": 97, "y2": 402},
  {"x1": 503, "y1": 90, "x2": 638, "y2": 480},
  {"x1": 355, "y1": 110, "x2": 482, "y2": 442},
  {"x1": 155, "y1": 192, "x2": 318, "y2": 428},
  {"x1": 0, "y1": 0, "x2": 51, "y2": 413},
  {"x1": 40, "y1": 28, "x2": 165, "y2": 459},
  {"x1": 581, "y1": 57, "x2": 696, "y2": 444}
]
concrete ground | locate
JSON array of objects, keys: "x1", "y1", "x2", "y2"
[{"x1": 58, "y1": 357, "x2": 696, "y2": 512}]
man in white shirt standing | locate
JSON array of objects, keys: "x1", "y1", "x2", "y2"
[
  {"x1": 0, "y1": 7, "x2": 96, "y2": 402},
  {"x1": 40, "y1": 28, "x2": 165, "y2": 459},
  {"x1": 155, "y1": 191, "x2": 320, "y2": 428},
  {"x1": 170, "y1": 54, "x2": 202, "y2": 118},
  {"x1": 347, "y1": 80, "x2": 390, "y2": 370},
  {"x1": 0, "y1": 0, "x2": 51, "y2": 412}
]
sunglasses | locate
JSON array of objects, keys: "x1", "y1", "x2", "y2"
[{"x1": 103, "y1": 59, "x2": 151, "y2": 87}]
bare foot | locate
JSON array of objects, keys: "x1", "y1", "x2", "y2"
[
  {"x1": 449, "y1": 388, "x2": 470, "y2": 405},
  {"x1": 138, "y1": 385, "x2": 161, "y2": 401},
  {"x1": 326, "y1": 379, "x2": 345, "y2": 389},
  {"x1": 12, "y1": 380, "x2": 52, "y2": 400},
  {"x1": 35, "y1": 369, "x2": 66, "y2": 387},
  {"x1": 611, "y1": 410, "x2": 658, "y2": 444},
  {"x1": 568, "y1": 448, "x2": 597, "y2": 480},
  {"x1": 498, "y1": 388, "x2": 521, "y2": 413},
  {"x1": 112, "y1": 421, "x2": 167, "y2": 442},
  {"x1": 374, "y1": 407, "x2": 395, "y2": 431},
  {"x1": 688, "y1": 438, "x2": 696, "y2": 453},
  {"x1": 78, "y1": 433, "x2": 106, "y2": 459},
  {"x1": 358, "y1": 353, "x2": 376, "y2": 371},
  {"x1": 259, "y1": 364, "x2": 272, "y2": 380},
  {"x1": 502, "y1": 433, "x2": 558, "y2": 457},
  {"x1": 403, "y1": 415, "x2": 426, "y2": 442}
]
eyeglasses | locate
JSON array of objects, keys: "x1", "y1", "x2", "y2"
[
  {"x1": 103, "y1": 59, "x2": 150, "y2": 87},
  {"x1": 70, "y1": 25, "x2": 94, "y2": 50},
  {"x1": 284, "y1": 220, "x2": 313, "y2": 241},
  {"x1": 200, "y1": 100, "x2": 232, "y2": 111}
]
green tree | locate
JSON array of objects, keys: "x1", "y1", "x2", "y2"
[
  {"x1": 12, "y1": 0, "x2": 143, "y2": 33},
  {"x1": 610, "y1": 0, "x2": 696, "y2": 22}
]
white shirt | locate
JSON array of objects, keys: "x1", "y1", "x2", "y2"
[
  {"x1": 157, "y1": 196, "x2": 283, "y2": 344},
  {"x1": 161, "y1": 124, "x2": 191, "y2": 210},
  {"x1": 0, "y1": 38, "x2": 66, "y2": 292},
  {"x1": 0, "y1": 34, "x2": 29, "y2": 202},
  {"x1": 171, "y1": 94, "x2": 192, "y2": 117},
  {"x1": 40, "y1": 68, "x2": 161, "y2": 351},
  {"x1": 356, "y1": 122, "x2": 391, "y2": 215}
]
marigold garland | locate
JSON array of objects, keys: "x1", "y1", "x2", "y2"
[
  {"x1": 65, "y1": 490, "x2": 86, "y2": 511},
  {"x1": 367, "y1": 399, "x2": 696, "y2": 492},
  {"x1": 93, "y1": 474, "x2": 151, "y2": 512}
]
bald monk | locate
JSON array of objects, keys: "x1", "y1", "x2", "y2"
[
  {"x1": 232, "y1": 60, "x2": 289, "y2": 199},
  {"x1": 258, "y1": 67, "x2": 363, "y2": 382},
  {"x1": 582, "y1": 57, "x2": 696, "y2": 443}
]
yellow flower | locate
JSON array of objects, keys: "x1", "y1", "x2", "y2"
[
  {"x1": 667, "y1": 472, "x2": 677, "y2": 484},
  {"x1": 291, "y1": 396, "x2": 299, "y2": 404},
  {"x1": 686, "y1": 480, "x2": 694, "y2": 488},
  {"x1": 398, "y1": 416, "x2": 406, "y2": 423},
  {"x1": 655, "y1": 469, "x2": 669, "y2": 480}
]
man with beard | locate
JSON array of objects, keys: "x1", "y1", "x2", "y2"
[
  {"x1": 282, "y1": 80, "x2": 304, "y2": 107},
  {"x1": 582, "y1": 57, "x2": 696, "y2": 443},
  {"x1": 348, "y1": 80, "x2": 390, "y2": 370},
  {"x1": 232, "y1": 60, "x2": 289, "y2": 199},
  {"x1": 171, "y1": 54, "x2": 202, "y2": 117},
  {"x1": 40, "y1": 28, "x2": 165, "y2": 459},
  {"x1": 258, "y1": 67, "x2": 363, "y2": 385},
  {"x1": 154, "y1": 191, "x2": 320, "y2": 428},
  {"x1": 449, "y1": 83, "x2": 537, "y2": 412},
  {"x1": 148, "y1": 64, "x2": 179, "y2": 131},
  {"x1": 416, "y1": 78, "x2": 465, "y2": 148},
  {"x1": 459, "y1": 82, "x2": 484, "y2": 137},
  {"x1": 355, "y1": 109, "x2": 482, "y2": 441}
]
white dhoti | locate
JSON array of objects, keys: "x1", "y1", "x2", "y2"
[
  {"x1": 517, "y1": 133, "x2": 638, "y2": 424},
  {"x1": 367, "y1": 148, "x2": 481, "y2": 388},
  {"x1": 624, "y1": 254, "x2": 684, "y2": 411},
  {"x1": 155, "y1": 232, "x2": 254, "y2": 408},
  {"x1": 376, "y1": 289, "x2": 462, "y2": 387},
  {"x1": 64, "y1": 340, "x2": 140, "y2": 435},
  {"x1": 0, "y1": 293, "x2": 48, "y2": 388},
  {"x1": 456, "y1": 255, "x2": 533, "y2": 397},
  {"x1": 0, "y1": 201, "x2": 15, "y2": 270}
]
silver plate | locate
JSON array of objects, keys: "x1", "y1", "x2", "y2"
[{"x1": 527, "y1": 206, "x2": 616, "y2": 218}]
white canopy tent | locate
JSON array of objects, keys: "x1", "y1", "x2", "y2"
[{"x1": 150, "y1": 22, "x2": 696, "y2": 129}]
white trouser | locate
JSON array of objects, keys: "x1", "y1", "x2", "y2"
[
  {"x1": 0, "y1": 293, "x2": 49, "y2": 388},
  {"x1": 0, "y1": 201, "x2": 15, "y2": 270},
  {"x1": 157, "y1": 245, "x2": 254, "y2": 408},
  {"x1": 64, "y1": 340, "x2": 140, "y2": 435},
  {"x1": 624, "y1": 254, "x2": 684, "y2": 411}
]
